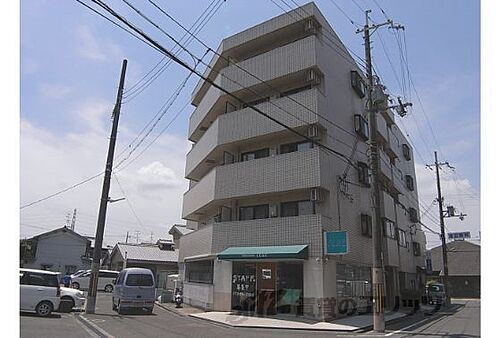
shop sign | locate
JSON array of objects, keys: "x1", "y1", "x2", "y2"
[
  {"x1": 324, "y1": 231, "x2": 349, "y2": 255},
  {"x1": 232, "y1": 274, "x2": 256, "y2": 298}
]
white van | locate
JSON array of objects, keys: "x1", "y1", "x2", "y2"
[
  {"x1": 20, "y1": 268, "x2": 61, "y2": 317},
  {"x1": 112, "y1": 268, "x2": 155, "y2": 314},
  {"x1": 71, "y1": 269, "x2": 119, "y2": 292}
]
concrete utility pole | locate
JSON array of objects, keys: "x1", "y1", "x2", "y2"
[
  {"x1": 356, "y1": 10, "x2": 405, "y2": 333},
  {"x1": 426, "y1": 151, "x2": 465, "y2": 306},
  {"x1": 86, "y1": 59, "x2": 128, "y2": 314},
  {"x1": 70, "y1": 208, "x2": 77, "y2": 231}
]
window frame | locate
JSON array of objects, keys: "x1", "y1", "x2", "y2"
[
  {"x1": 408, "y1": 207, "x2": 419, "y2": 223},
  {"x1": 360, "y1": 214, "x2": 372, "y2": 237},
  {"x1": 239, "y1": 204, "x2": 269, "y2": 221},
  {"x1": 185, "y1": 260, "x2": 214, "y2": 284},
  {"x1": 402, "y1": 144, "x2": 411, "y2": 161},
  {"x1": 354, "y1": 114, "x2": 369, "y2": 140},
  {"x1": 405, "y1": 175, "x2": 415, "y2": 191},
  {"x1": 350, "y1": 70, "x2": 367, "y2": 98},
  {"x1": 383, "y1": 218, "x2": 396, "y2": 239},
  {"x1": 412, "y1": 241, "x2": 421, "y2": 256},
  {"x1": 397, "y1": 229, "x2": 408, "y2": 247},
  {"x1": 357, "y1": 161, "x2": 370, "y2": 187},
  {"x1": 280, "y1": 200, "x2": 315, "y2": 217}
]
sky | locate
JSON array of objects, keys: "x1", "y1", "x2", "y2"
[{"x1": 19, "y1": 0, "x2": 480, "y2": 249}]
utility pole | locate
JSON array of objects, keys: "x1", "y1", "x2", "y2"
[
  {"x1": 125, "y1": 231, "x2": 129, "y2": 243},
  {"x1": 426, "y1": 151, "x2": 466, "y2": 306},
  {"x1": 356, "y1": 10, "x2": 406, "y2": 333},
  {"x1": 70, "y1": 208, "x2": 77, "y2": 231},
  {"x1": 85, "y1": 59, "x2": 128, "y2": 314}
]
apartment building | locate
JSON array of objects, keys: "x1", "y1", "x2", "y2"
[{"x1": 178, "y1": 2, "x2": 426, "y2": 320}]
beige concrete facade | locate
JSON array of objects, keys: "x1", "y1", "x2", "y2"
[{"x1": 178, "y1": 2, "x2": 426, "y2": 320}]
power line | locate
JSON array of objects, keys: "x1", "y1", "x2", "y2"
[
  {"x1": 121, "y1": 0, "x2": 224, "y2": 102},
  {"x1": 112, "y1": 173, "x2": 144, "y2": 228},
  {"x1": 89, "y1": 0, "x2": 359, "y2": 169},
  {"x1": 20, "y1": 172, "x2": 104, "y2": 210}
]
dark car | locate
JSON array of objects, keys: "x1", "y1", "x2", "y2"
[{"x1": 426, "y1": 282, "x2": 446, "y2": 305}]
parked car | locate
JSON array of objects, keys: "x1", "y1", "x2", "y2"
[
  {"x1": 20, "y1": 268, "x2": 61, "y2": 317},
  {"x1": 426, "y1": 282, "x2": 446, "y2": 305},
  {"x1": 59, "y1": 287, "x2": 86, "y2": 312},
  {"x1": 112, "y1": 268, "x2": 156, "y2": 314},
  {"x1": 71, "y1": 269, "x2": 119, "y2": 292},
  {"x1": 70, "y1": 270, "x2": 89, "y2": 278}
]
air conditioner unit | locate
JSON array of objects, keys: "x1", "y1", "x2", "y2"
[
  {"x1": 310, "y1": 188, "x2": 322, "y2": 202},
  {"x1": 306, "y1": 69, "x2": 321, "y2": 85},
  {"x1": 308, "y1": 125, "x2": 319, "y2": 139}
]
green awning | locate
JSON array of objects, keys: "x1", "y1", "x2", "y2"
[{"x1": 217, "y1": 245, "x2": 308, "y2": 260}]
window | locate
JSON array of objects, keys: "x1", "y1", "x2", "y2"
[
  {"x1": 397, "y1": 229, "x2": 408, "y2": 247},
  {"x1": 412, "y1": 242, "x2": 421, "y2": 256},
  {"x1": 279, "y1": 84, "x2": 312, "y2": 98},
  {"x1": 239, "y1": 204, "x2": 269, "y2": 221},
  {"x1": 351, "y1": 70, "x2": 367, "y2": 98},
  {"x1": 186, "y1": 260, "x2": 214, "y2": 284},
  {"x1": 99, "y1": 271, "x2": 119, "y2": 278},
  {"x1": 405, "y1": 175, "x2": 414, "y2": 191},
  {"x1": 402, "y1": 144, "x2": 411, "y2": 161},
  {"x1": 126, "y1": 274, "x2": 154, "y2": 287},
  {"x1": 383, "y1": 219, "x2": 396, "y2": 239},
  {"x1": 360, "y1": 214, "x2": 372, "y2": 237},
  {"x1": 354, "y1": 114, "x2": 369, "y2": 140},
  {"x1": 408, "y1": 207, "x2": 419, "y2": 223},
  {"x1": 280, "y1": 200, "x2": 315, "y2": 217},
  {"x1": 280, "y1": 141, "x2": 313, "y2": 154},
  {"x1": 357, "y1": 162, "x2": 370, "y2": 186},
  {"x1": 241, "y1": 148, "x2": 269, "y2": 162},
  {"x1": 116, "y1": 271, "x2": 126, "y2": 285},
  {"x1": 26, "y1": 272, "x2": 59, "y2": 287}
]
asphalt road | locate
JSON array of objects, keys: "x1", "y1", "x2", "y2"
[{"x1": 20, "y1": 294, "x2": 480, "y2": 338}]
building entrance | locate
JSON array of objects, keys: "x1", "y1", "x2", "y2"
[{"x1": 231, "y1": 261, "x2": 303, "y2": 316}]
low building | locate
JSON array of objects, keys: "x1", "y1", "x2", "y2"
[
  {"x1": 106, "y1": 241, "x2": 179, "y2": 283},
  {"x1": 427, "y1": 240, "x2": 480, "y2": 298},
  {"x1": 20, "y1": 226, "x2": 92, "y2": 274}
]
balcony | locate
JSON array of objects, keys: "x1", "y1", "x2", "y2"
[
  {"x1": 376, "y1": 113, "x2": 389, "y2": 144},
  {"x1": 382, "y1": 190, "x2": 396, "y2": 221},
  {"x1": 185, "y1": 88, "x2": 324, "y2": 180},
  {"x1": 179, "y1": 214, "x2": 325, "y2": 261},
  {"x1": 189, "y1": 35, "x2": 323, "y2": 142},
  {"x1": 182, "y1": 148, "x2": 328, "y2": 220},
  {"x1": 379, "y1": 149, "x2": 392, "y2": 182}
]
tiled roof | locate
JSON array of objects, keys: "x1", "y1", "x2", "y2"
[
  {"x1": 116, "y1": 243, "x2": 178, "y2": 263},
  {"x1": 169, "y1": 224, "x2": 194, "y2": 236},
  {"x1": 429, "y1": 241, "x2": 480, "y2": 276}
]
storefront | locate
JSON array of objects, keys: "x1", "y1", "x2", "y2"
[{"x1": 218, "y1": 245, "x2": 308, "y2": 316}]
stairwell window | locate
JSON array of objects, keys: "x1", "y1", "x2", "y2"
[
  {"x1": 405, "y1": 175, "x2": 414, "y2": 191},
  {"x1": 357, "y1": 162, "x2": 370, "y2": 187},
  {"x1": 360, "y1": 214, "x2": 372, "y2": 237},
  {"x1": 402, "y1": 144, "x2": 411, "y2": 161},
  {"x1": 412, "y1": 242, "x2": 421, "y2": 256},
  {"x1": 383, "y1": 218, "x2": 396, "y2": 239},
  {"x1": 239, "y1": 204, "x2": 269, "y2": 221},
  {"x1": 397, "y1": 229, "x2": 408, "y2": 247},
  {"x1": 354, "y1": 114, "x2": 369, "y2": 140},
  {"x1": 408, "y1": 207, "x2": 419, "y2": 223},
  {"x1": 351, "y1": 70, "x2": 367, "y2": 98},
  {"x1": 241, "y1": 148, "x2": 270, "y2": 162}
]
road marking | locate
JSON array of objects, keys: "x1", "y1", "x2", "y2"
[
  {"x1": 75, "y1": 316, "x2": 100, "y2": 338},
  {"x1": 74, "y1": 314, "x2": 115, "y2": 338},
  {"x1": 384, "y1": 316, "x2": 438, "y2": 336}
]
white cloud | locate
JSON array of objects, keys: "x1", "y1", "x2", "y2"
[
  {"x1": 415, "y1": 163, "x2": 480, "y2": 249},
  {"x1": 20, "y1": 102, "x2": 190, "y2": 245},
  {"x1": 38, "y1": 84, "x2": 72, "y2": 100},
  {"x1": 76, "y1": 25, "x2": 125, "y2": 63}
]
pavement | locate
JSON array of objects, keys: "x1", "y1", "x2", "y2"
[
  {"x1": 20, "y1": 294, "x2": 480, "y2": 338},
  {"x1": 189, "y1": 310, "x2": 407, "y2": 331}
]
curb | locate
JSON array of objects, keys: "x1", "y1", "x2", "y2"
[
  {"x1": 74, "y1": 313, "x2": 115, "y2": 338},
  {"x1": 155, "y1": 301, "x2": 185, "y2": 317}
]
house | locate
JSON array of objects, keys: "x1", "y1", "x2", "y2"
[
  {"x1": 20, "y1": 226, "x2": 92, "y2": 274},
  {"x1": 168, "y1": 224, "x2": 193, "y2": 250},
  {"x1": 178, "y1": 2, "x2": 427, "y2": 320},
  {"x1": 106, "y1": 241, "x2": 179, "y2": 283},
  {"x1": 427, "y1": 240, "x2": 480, "y2": 298}
]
